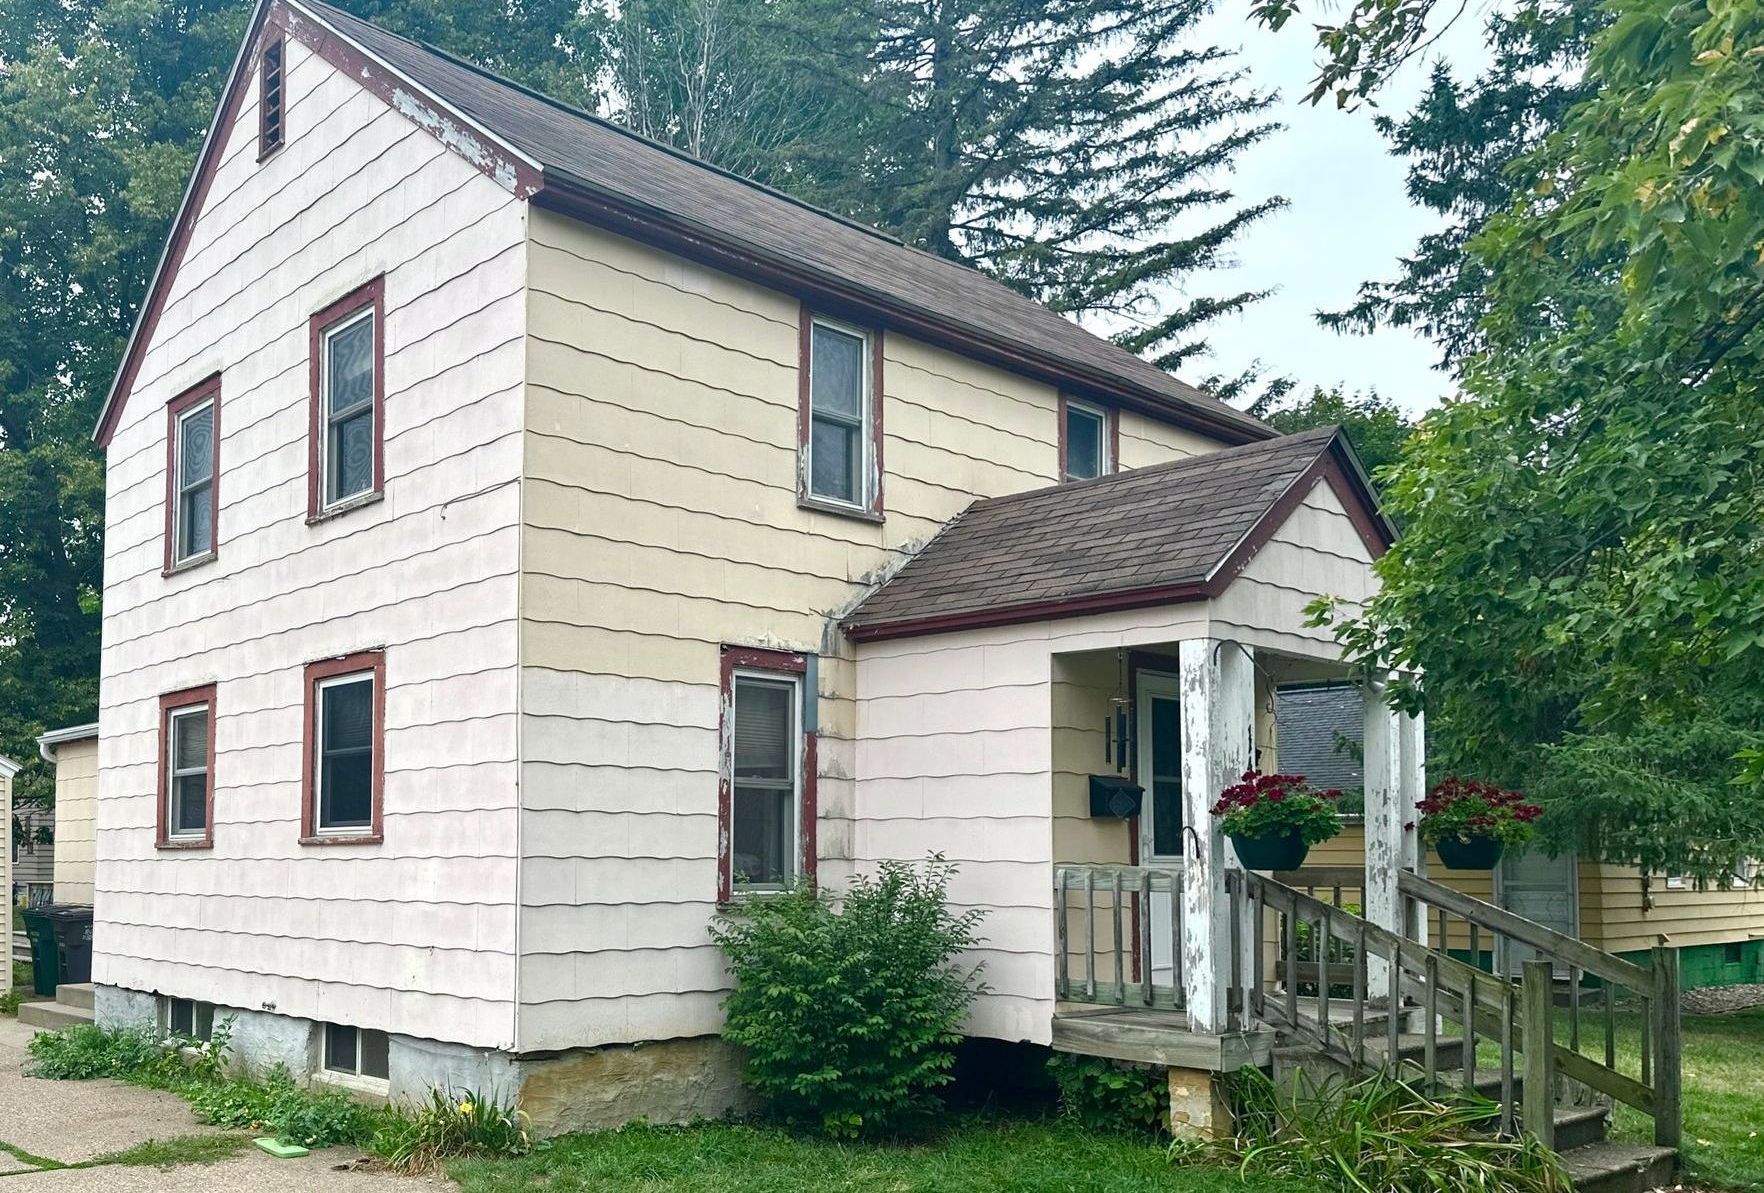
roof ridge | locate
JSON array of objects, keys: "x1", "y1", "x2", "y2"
[{"x1": 293, "y1": 0, "x2": 906, "y2": 248}]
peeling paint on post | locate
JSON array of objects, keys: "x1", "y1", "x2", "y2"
[
  {"x1": 1364, "y1": 676, "x2": 1426, "y2": 991},
  {"x1": 1178, "y1": 639, "x2": 1253, "y2": 1033}
]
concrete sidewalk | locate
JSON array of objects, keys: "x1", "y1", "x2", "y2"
[{"x1": 0, "y1": 1016, "x2": 447, "y2": 1189}]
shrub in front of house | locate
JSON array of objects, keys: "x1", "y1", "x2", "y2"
[
  {"x1": 1047, "y1": 1053, "x2": 1168, "y2": 1136},
  {"x1": 370, "y1": 1086, "x2": 531, "y2": 1172},
  {"x1": 711, "y1": 857, "x2": 986, "y2": 1140}
]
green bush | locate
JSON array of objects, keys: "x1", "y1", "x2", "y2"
[
  {"x1": 371, "y1": 1087, "x2": 531, "y2": 1172},
  {"x1": 710, "y1": 857, "x2": 986, "y2": 1139},
  {"x1": 27, "y1": 1023, "x2": 179, "y2": 1083},
  {"x1": 185, "y1": 1065, "x2": 378, "y2": 1148},
  {"x1": 1047, "y1": 1053, "x2": 1167, "y2": 1136},
  {"x1": 1180, "y1": 1068, "x2": 1572, "y2": 1193}
]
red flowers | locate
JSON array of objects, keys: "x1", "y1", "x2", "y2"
[
  {"x1": 1210, "y1": 770, "x2": 1343, "y2": 817},
  {"x1": 1416, "y1": 777, "x2": 1542, "y2": 847},
  {"x1": 1210, "y1": 770, "x2": 1343, "y2": 847}
]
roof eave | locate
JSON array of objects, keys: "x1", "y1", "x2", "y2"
[
  {"x1": 36, "y1": 722, "x2": 101, "y2": 763},
  {"x1": 534, "y1": 173, "x2": 1274, "y2": 448},
  {"x1": 843, "y1": 579, "x2": 1213, "y2": 644}
]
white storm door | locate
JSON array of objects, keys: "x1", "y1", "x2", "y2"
[
  {"x1": 1498, "y1": 848, "x2": 1579, "y2": 976},
  {"x1": 1137, "y1": 672, "x2": 1184, "y2": 984}
]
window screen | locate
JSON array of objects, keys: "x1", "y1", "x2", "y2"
[
  {"x1": 317, "y1": 675, "x2": 374, "y2": 831},
  {"x1": 731, "y1": 675, "x2": 797, "y2": 888},
  {"x1": 175, "y1": 401, "x2": 215, "y2": 561},
  {"x1": 323, "y1": 313, "x2": 375, "y2": 505},
  {"x1": 808, "y1": 322, "x2": 867, "y2": 506},
  {"x1": 1064, "y1": 402, "x2": 1106, "y2": 481},
  {"x1": 167, "y1": 705, "x2": 210, "y2": 837}
]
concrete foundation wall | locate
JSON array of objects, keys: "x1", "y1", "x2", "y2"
[{"x1": 94, "y1": 984, "x2": 749, "y2": 1134}]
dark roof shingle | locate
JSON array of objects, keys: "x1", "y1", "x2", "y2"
[
  {"x1": 291, "y1": 0, "x2": 1271, "y2": 444},
  {"x1": 844, "y1": 427, "x2": 1379, "y2": 639}
]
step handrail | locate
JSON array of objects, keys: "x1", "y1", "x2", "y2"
[{"x1": 1398, "y1": 871, "x2": 1659, "y2": 995}]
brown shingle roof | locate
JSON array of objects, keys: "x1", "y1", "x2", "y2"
[
  {"x1": 843, "y1": 427, "x2": 1391, "y2": 641},
  {"x1": 287, "y1": 0, "x2": 1272, "y2": 445}
]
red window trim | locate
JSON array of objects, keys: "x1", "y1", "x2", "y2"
[
  {"x1": 162, "y1": 374, "x2": 222, "y2": 576},
  {"x1": 1057, "y1": 394, "x2": 1118, "y2": 483},
  {"x1": 300, "y1": 649, "x2": 386, "y2": 846},
  {"x1": 258, "y1": 34, "x2": 285, "y2": 160},
  {"x1": 796, "y1": 307, "x2": 884, "y2": 521},
  {"x1": 307, "y1": 276, "x2": 386, "y2": 522},
  {"x1": 157, "y1": 684, "x2": 217, "y2": 850},
  {"x1": 717, "y1": 645, "x2": 817, "y2": 902}
]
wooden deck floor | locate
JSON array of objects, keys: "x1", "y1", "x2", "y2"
[{"x1": 1051, "y1": 1004, "x2": 1276, "y2": 1071}]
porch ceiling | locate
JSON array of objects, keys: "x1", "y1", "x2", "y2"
[{"x1": 843, "y1": 427, "x2": 1392, "y2": 643}]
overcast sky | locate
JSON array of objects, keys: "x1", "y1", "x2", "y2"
[{"x1": 1184, "y1": 10, "x2": 1494, "y2": 416}]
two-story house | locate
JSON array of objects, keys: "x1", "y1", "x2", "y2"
[{"x1": 90, "y1": 0, "x2": 1416, "y2": 1132}]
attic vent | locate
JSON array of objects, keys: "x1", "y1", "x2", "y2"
[{"x1": 259, "y1": 36, "x2": 285, "y2": 157}]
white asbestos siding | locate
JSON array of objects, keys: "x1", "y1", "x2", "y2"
[
  {"x1": 853, "y1": 632, "x2": 1055, "y2": 1043},
  {"x1": 1116, "y1": 409, "x2": 1217, "y2": 471},
  {"x1": 515, "y1": 210, "x2": 1236, "y2": 1052},
  {"x1": 96, "y1": 36, "x2": 527, "y2": 1049},
  {"x1": 52, "y1": 739, "x2": 100, "y2": 905},
  {"x1": 1209, "y1": 477, "x2": 1380, "y2": 658}
]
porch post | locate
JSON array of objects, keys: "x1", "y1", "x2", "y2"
[
  {"x1": 1365, "y1": 678, "x2": 1426, "y2": 986},
  {"x1": 1178, "y1": 638, "x2": 1254, "y2": 1033}
]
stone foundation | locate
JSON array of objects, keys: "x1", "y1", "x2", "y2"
[
  {"x1": 93, "y1": 985, "x2": 750, "y2": 1134},
  {"x1": 1167, "y1": 1065, "x2": 1232, "y2": 1139}
]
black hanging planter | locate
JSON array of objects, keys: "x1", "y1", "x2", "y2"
[
  {"x1": 1229, "y1": 828, "x2": 1309, "y2": 872},
  {"x1": 1437, "y1": 833, "x2": 1505, "y2": 870}
]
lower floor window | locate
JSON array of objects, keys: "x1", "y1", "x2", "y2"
[
  {"x1": 719, "y1": 647, "x2": 816, "y2": 899},
  {"x1": 324, "y1": 1023, "x2": 390, "y2": 1081},
  {"x1": 167, "y1": 997, "x2": 214, "y2": 1041}
]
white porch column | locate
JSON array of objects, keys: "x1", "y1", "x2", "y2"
[
  {"x1": 1365, "y1": 679, "x2": 1427, "y2": 987},
  {"x1": 1179, "y1": 639, "x2": 1254, "y2": 1033}
]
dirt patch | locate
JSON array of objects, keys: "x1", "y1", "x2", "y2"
[{"x1": 1681, "y1": 983, "x2": 1764, "y2": 1015}]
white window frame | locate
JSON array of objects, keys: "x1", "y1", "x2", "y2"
[
  {"x1": 1063, "y1": 397, "x2": 1111, "y2": 482},
  {"x1": 805, "y1": 316, "x2": 874, "y2": 512},
  {"x1": 313, "y1": 671, "x2": 375, "y2": 836},
  {"x1": 318, "y1": 307, "x2": 377, "y2": 511},
  {"x1": 729, "y1": 669, "x2": 804, "y2": 893},
  {"x1": 172, "y1": 397, "x2": 217, "y2": 565},
  {"x1": 165, "y1": 703, "x2": 211, "y2": 841},
  {"x1": 321, "y1": 1023, "x2": 390, "y2": 1091},
  {"x1": 165, "y1": 997, "x2": 215, "y2": 1041}
]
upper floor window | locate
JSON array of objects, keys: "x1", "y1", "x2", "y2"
[
  {"x1": 718, "y1": 646, "x2": 815, "y2": 898},
  {"x1": 158, "y1": 685, "x2": 216, "y2": 849},
  {"x1": 302, "y1": 650, "x2": 385, "y2": 844},
  {"x1": 308, "y1": 278, "x2": 384, "y2": 520},
  {"x1": 259, "y1": 36, "x2": 285, "y2": 158},
  {"x1": 798, "y1": 313, "x2": 882, "y2": 518},
  {"x1": 165, "y1": 377, "x2": 220, "y2": 571},
  {"x1": 1060, "y1": 397, "x2": 1114, "y2": 482}
]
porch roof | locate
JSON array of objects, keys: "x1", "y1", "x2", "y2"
[{"x1": 843, "y1": 427, "x2": 1393, "y2": 642}]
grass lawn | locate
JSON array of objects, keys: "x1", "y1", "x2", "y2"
[
  {"x1": 450, "y1": 1118, "x2": 1304, "y2": 1193},
  {"x1": 1598, "y1": 1006, "x2": 1764, "y2": 1191}
]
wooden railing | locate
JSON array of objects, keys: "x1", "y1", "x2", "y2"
[
  {"x1": 1053, "y1": 863, "x2": 1189, "y2": 1011},
  {"x1": 1243, "y1": 869, "x2": 1681, "y2": 1150}
]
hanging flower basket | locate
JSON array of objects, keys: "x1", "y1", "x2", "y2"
[
  {"x1": 1417, "y1": 778, "x2": 1543, "y2": 871},
  {"x1": 1210, "y1": 771, "x2": 1342, "y2": 872}
]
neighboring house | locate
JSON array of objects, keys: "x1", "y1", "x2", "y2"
[
  {"x1": 90, "y1": 0, "x2": 1452, "y2": 1131},
  {"x1": 1282, "y1": 684, "x2": 1764, "y2": 987},
  {"x1": 37, "y1": 725, "x2": 100, "y2": 906}
]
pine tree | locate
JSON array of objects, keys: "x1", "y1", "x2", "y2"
[{"x1": 607, "y1": 0, "x2": 1286, "y2": 374}]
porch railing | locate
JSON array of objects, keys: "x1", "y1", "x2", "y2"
[
  {"x1": 1243, "y1": 869, "x2": 1681, "y2": 1150},
  {"x1": 1054, "y1": 863, "x2": 1189, "y2": 1011}
]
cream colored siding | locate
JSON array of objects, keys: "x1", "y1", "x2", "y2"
[
  {"x1": 1580, "y1": 866, "x2": 1764, "y2": 954},
  {"x1": 97, "y1": 36, "x2": 527, "y2": 1049},
  {"x1": 52, "y1": 739, "x2": 99, "y2": 905},
  {"x1": 1116, "y1": 409, "x2": 1218, "y2": 471},
  {"x1": 515, "y1": 209, "x2": 1239, "y2": 1052},
  {"x1": 854, "y1": 631, "x2": 1055, "y2": 1042}
]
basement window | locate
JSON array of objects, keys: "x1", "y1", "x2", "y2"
[
  {"x1": 1725, "y1": 942, "x2": 1745, "y2": 966},
  {"x1": 324, "y1": 1023, "x2": 390, "y2": 1083},
  {"x1": 166, "y1": 998, "x2": 215, "y2": 1041}
]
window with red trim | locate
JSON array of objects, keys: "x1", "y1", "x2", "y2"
[
  {"x1": 718, "y1": 646, "x2": 816, "y2": 898},
  {"x1": 259, "y1": 36, "x2": 285, "y2": 158},
  {"x1": 797, "y1": 310, "x2": 883, "y2": 519},
  {"x1": 301, "y1": 651, "x2": 385, "y2": 844},
  {"x1": 1059, "y1": 396, "x2": 1115, "y2": 482},
  {"x1": 164, "y1": 376, "x2": 220, "y2": 572},
  {"x1": 157, "y1": 685, "x2": 216, "y2": 849},
  {"x1": 308, "y1": 277, "x2": 385, "y2": 520}
]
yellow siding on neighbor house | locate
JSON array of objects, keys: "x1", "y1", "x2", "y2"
[
  {"x1": 52, "y1": 739, "x2": 99, "y2": 906},
  {"x1": 516, "y1": 209, "x2": 1241, "y2": 1052},
  {"x1": 1580, "y1": 866, "x2": 1764, "y2": 955},
  {"x1": 96, "y1": 34, "x2": 527, "y2": 1049}
]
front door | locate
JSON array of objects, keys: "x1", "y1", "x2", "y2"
[
  {"x1": 1498, "y1": 848, "x2": 1578, "y2": 976},
  {"x1": 1137, "y1": 671, "x2": 1183, "y2": 983}
]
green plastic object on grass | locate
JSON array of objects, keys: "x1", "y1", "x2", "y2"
[
  {"x1": 20, "y1": 910, "x2": 58, "y2": 996},
  {"x1": 253, "y1": 1138, "x2": 309, "y2": 1159}
]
